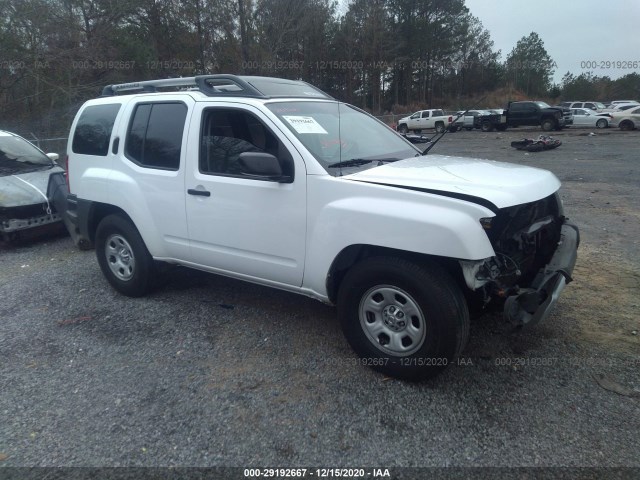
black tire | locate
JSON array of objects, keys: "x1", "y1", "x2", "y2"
[
  {"x1": 481, "y1": 121, "x2": 493, "y2": 132},
  {"x1": 541, "y1": 118, "x2": 556, "y2": 131},
  {"x1": 95, "y1": 214, "x2": 157, "y2": 297},
  {"x1": 435, "y1": 122, "x2": 445, "y2": 133},
  {"x1": 619, "y1": 120, "x2": 634, "y2": 131},
  {"x1": 596, "y1": 119, "x2": 607, "y2": 129},
  {"x1": 398, "y1": 124, "x2": 408, "y2": 134},
  {"x1": 337, "y1": 256, "x2": 470, "y2": 381}
]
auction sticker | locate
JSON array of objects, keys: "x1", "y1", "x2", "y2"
[{"x1": 283, "y1": 116, "x2": 328, "y2": 134}]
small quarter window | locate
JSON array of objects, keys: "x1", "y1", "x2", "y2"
[
  {"x1": 125, "y1": 102, "x2": 187, "y2": 170},
  {"x1": 72, "y1": 104, "x2": 121, "y2": 156}
]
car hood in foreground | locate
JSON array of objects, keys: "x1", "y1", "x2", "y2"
[
  {"x1": 345, "y1": 154, "x2": 560, "y2": 210},
  {"x1": 0, "y1": 166, "x2": 64, "y2": 208}
]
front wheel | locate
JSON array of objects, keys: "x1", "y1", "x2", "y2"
[
  {"x1": 95, "y1": 214, "x2": 157, "y2": 297},
  {"x1": 397, "y1": 124, "x2": 408, "y2": 134},
  {"x1": 541, "y1": 119, "x2": 556, "y2": 131},
  {"x1": 596, "y1": 119, "x2": 607, "y2": 129},
  {"x1": 337, "y1": 257, "x2": 470, "y2": 380}
]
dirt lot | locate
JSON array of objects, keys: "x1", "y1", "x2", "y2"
[{"x1": 1, "y1": 127, "x2": 639, "y2": 473}]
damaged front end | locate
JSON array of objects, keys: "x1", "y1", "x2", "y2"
[
  {"x1": 461, "y1": 193, "x2": 579, "y2": 327},
  {"x1": 0, "y1": 170, "x2": 67, "y2": 241},
  {"x1": 0, "y1": 203, "x2": 61, "y2": 237}
]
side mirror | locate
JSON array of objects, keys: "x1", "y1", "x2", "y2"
[
  {"x1": 238, "y1": 152, "x2": 292, "y2": 183},
  {"x1": 46, "y1": 153, "x2": 60, "y2": 161}
]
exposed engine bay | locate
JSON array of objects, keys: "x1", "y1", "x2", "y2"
[{"x1": 461, "y1": 193, "x2": 578, "y2": 327}]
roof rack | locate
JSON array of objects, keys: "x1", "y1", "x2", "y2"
[{"x1": 101, "y1": 74, "x2": 332, "y2": 99}]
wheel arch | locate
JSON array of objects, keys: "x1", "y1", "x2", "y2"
[
  {"x1": 325, "y1": 244, "x2": 466, "y2": 304},
  {"x1": 86, "y1": 202, "x2": 134, "y2": 245}
]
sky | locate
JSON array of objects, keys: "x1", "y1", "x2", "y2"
[{"x1": 463, "y1": 0, "x2": 640, "y2": 84}]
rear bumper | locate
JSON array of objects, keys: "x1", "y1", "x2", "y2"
[
  {"x1": 504, "y1": 221, "x2": 579, "y2": 327},
  {"x1": 64, "y1": 194, "x2": 93, "y2": 249},
  {"x1": 46, "y1": 172, "x2": 93, "y2": 249}
]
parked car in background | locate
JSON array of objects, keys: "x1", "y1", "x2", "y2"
[
  {"x1": 610, "y1": 103, "x2": 640, "y2": 112},
  {"x1": 560, "y1": 101, "x2": 607, "y2": 112},
  {"x1": 396, "y1": 109, "x2": 454, "y2": 134},
  {"x1": 609, "y1": 105, "x2": 640, "y2": 130},
  {"x1": 0, "y1": 130, "x2": 64, "y2": 241},
  {"x1": 453, "y1": 110, "x2": 491, "y2": 130},
  {"x1": 475, "y1": 101, "x2": 571, "y2": 132},
  {"x1": 609, "y1": 100, "x2": 639, "y2": 107},
  {"x1": 570, "y1": 108, "x2": 610, "y2": 128}
]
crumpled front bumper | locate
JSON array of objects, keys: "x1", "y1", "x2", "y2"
[{"x1": 504, "y1": 221, "x2": 580, "y2": 327}]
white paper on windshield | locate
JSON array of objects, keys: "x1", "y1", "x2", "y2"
[{"x1": 283, "y1": 116, "x2": 328, "y2": 134}]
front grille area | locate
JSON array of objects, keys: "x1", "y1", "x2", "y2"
[{"x1": 487, "y1": 194, "x2": 563, "y2": 286}]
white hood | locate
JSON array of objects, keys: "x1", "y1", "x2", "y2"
[
  {"x1": 0, "y1": 166, "x2": 64, "y2": 208},
  {"x1": 345, "y1": 154, "x2": 560, "y2": 209}
]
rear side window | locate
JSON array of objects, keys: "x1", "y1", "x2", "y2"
[
  {"x1": 72, "y1": 104, "x2": 121, "y2": 156},
  {"x1": 125, "y1": 102, "x2": 187, "y2": 170}
]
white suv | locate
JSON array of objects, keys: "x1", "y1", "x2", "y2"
[{"x1": 65, "y1": 75, "x2": 579, "y2": 380}]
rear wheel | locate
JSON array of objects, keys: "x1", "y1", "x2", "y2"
[
  {"x1": 337, "y1": 256, "x2": 470, "y2": 380},
  {"x1": 481, "y1": 121, "x2": 493, "y2": 132},
  {"x1": 435, "y1": 122, "x2": 445, "y2": 133},
  {"x1": 619, "y1": 120, "x2": 634, "y2": 131},
  {"x1": 95, "y1": 214, "x2": 157, "y2": 297}
]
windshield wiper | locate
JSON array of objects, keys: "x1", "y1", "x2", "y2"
[
  {"x1": 327, "y1": 159, "x2": 373, "y2": 168},
  {"x1": 327, "y1": 158, "x2": 400, "y2": 168}
]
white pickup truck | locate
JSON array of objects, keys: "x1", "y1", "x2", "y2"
[{"x1": 396, "y1": 109, "x2": 454, "y2": 134}]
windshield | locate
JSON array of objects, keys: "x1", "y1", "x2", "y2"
[
  {"x1": 535, "y1": 101, "x2": 551, "y2": 108},
  {"x1": 267, "y1": 101, "x2": 419, "y2": 175},
  {"x1": 0, "y1": 133, "x2": 53, "y2": 176}
]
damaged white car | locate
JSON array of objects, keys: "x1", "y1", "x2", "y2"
[
  {"x1": 0, "y1": 130, "x2": 64, "y2": 241},
  {"x1": 63, "y1": 75, "x2": 579, "y2": 380}
]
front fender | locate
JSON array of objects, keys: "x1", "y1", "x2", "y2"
[{"x1": 303, "y1": 176, "x2": 496, "y2": 297}]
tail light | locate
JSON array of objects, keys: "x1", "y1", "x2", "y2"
[{"x1": 448, "y1": 116, "x2": 452, "y2": 123}]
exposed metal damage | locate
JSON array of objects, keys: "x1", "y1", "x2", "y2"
[{"x1": 460, "y1": 193, "x2": 579, "y2": 327}]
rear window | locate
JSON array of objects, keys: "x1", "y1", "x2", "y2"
[
  {"x1": 125, "y1": 102, "x2": 187, "y2": 170},
  {"x1": 72, "y1": 104, "x2": 121, "y2": 156}
]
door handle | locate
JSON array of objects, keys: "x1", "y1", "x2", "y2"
[{"x1": 188, "y1": 188, "x2": 211, "y2": 197}]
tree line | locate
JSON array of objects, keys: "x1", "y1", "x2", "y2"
[{"x1": 1, "y1": 0, "x2": 638, "y2": 138}]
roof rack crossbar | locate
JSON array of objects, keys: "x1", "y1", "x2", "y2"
[
  {"x1": 195, "y1": 75, "x2": 265, "y2": 97},
  {"x1": 101, "y1": 75, "x2": 268, "y2": 98}
]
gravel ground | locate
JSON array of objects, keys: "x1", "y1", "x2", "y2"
[{"x1": 1, "y1": 127, "x2": 639, "y2": 473}]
